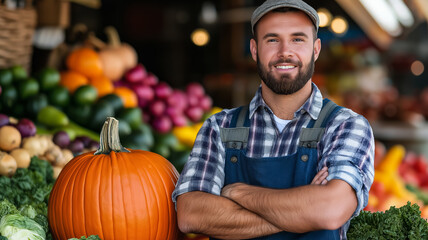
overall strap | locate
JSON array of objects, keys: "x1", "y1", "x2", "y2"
[
  {"x1": 220, "y1": 106, "x2": 250, "y2": 149},
  {"x1": 299, "y1": 99, "x2": 342, "y2": 148}
]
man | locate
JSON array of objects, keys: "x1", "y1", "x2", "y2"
[{"x1": 172, "y1": 0, "x2": 374, "y2": 239}]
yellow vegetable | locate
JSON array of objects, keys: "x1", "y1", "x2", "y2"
[{"x1": 376, "y1": 144, "x2": 405, "y2": 173}]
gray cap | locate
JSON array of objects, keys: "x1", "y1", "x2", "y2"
[{"x1": 251, "y1": 0, "x2": 319, "y2": 34}]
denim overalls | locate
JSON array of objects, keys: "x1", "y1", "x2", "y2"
[{"x1": 213, "y1": 99, "x2": 341, "y2": 240}]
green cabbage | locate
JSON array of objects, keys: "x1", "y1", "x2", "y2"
[{"x1": 0, "y1": 214, "x2": 45, "y2": 240}]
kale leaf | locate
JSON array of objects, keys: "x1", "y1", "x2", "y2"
[{"x1": 347, "y1": 202, "x2": 428, "y2": 240}]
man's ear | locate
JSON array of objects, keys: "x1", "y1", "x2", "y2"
[
  {"x1": 314, "y1": 38, "x2": 321, "y2": 61},
  {"x1": 250, "y1": 38, "x2": 258, "y2": 62}
]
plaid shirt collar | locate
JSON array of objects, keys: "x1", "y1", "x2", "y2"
[{"x1": 248, "y1": 82, "x2": 324, "y2": 121}]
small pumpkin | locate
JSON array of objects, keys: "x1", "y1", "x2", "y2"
[
  {"x1": 66, "y1": 47, "x2": 103, "y2": 78},
  {"x1": 89, "y1": 75, "x2": 114, "y2": 98},
  {"x1": 89, "y1": 27, "x2": 138, "y2": 81},
  {"x1": 48, "y1": 117, "x2": 180, "y2": 240},
  {"x1": 60, "y1": 70, "x2": 89, "y2": 93},
  {"x1": 113, "y1": 86, "x2": 138, "y2": 108}
]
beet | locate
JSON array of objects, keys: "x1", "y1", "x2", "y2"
[
  {"x1": 15, "y1": 118, "x2": 36, "y2": 138},
  {"x1": 74, "y1": 135, "x2": 92, "y2": 148},
  {"x1": 68, "y1": 139, "x2": 85, "y2": 153},
  {"x1": 52, "y1": 131, "x2": 70, "y2": 148},
  {"x1": 0, "y1": 114, "x2": 9, "y2": 127}
]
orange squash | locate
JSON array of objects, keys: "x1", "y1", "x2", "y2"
[
  {"x1": 66, "y1": 47, "x2": 103, "y2": 78},
  {"x1": 89, "y1": 75, "x2": 114, "y2": 98},
  {"x1": 60, "y1": 70, "x2": 89, "y2": 93},
  {"x1": 113, "y1": 86, "x2": 138, "y2": 108},
  {"x1": 48, "y1": 117, "x2": 180, "y2": 240}
]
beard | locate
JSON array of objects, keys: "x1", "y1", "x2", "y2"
[{"x1": 257, "y1": 53, "x2": 315, "y2": 95}]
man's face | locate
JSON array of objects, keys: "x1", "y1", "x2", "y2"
[{"x1": 250, "y1": 11, "x2": 321, "y2": 95}]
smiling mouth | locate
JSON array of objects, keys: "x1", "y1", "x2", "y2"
[{"x1": 275, "y1": 65, "x2": 296, "y2": 70}]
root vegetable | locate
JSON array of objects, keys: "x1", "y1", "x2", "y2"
[
  {"x1": 0, "y1": 152, "x2": 17, "y2": 177},
  {"x1": 0, "y1": 125, "x2": 21, "y2": 151},
  {"x1": 44, "y1": 145, "x2": 64, "y2": 165},
  {"x1": 53, "y1": 166, "x2": 63, "y2": 179},
  {"x1": 9, "y1": 148, "x2": 31, "y2": 168},
  {"x1": 37, "y1": 135, "x2": 51, "y2": 155},
  {"x1": 22, "y1": 136, "x2": 43, "y2": 156},
  {"x1": 59, "y1": 149, "x2": 74, "y2": 167}
]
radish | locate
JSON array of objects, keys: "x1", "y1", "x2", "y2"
[
  {"x1": 199, "y1": 95, "x2": 213, "y2": 112},
  {"x1": 154, "y1": 82, "x2": 173, "y2": 99},
  {"x1": 125, "y1": 64, "x2": 147, "y2": 83},
  {"x1": 142, "y1": 72, "x2": 159, "y2": 86},
  {"x1": 187, "y1": 94, "x2": 199, "y2": 107},
  {"x1": 166, "y1": 106, "x2": 183, "y2": 118},
  {"x1": 186, "y1": 82, "x2": 205, "y2": 98},
  {"x1": 171, "y1": 114, "x2": 188, "y2": 127},
  {"x1": 167, "y1": 90, "x2": 188, "y2": 110},
  {"x1": 133, "y1": 84, "x2": 155, "y2": 102},
  {"x1": 152, "y1": 115, "x2": 172, "y2": 133},
  {"x1": 186, "y1": 106, "x2": 204, "y2": 122},
  {"x1": 149, "y1": 99, "x2": 166, "y2": 116}
]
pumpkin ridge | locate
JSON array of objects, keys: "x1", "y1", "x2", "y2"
[
  {"x1": 83, "y1": 151, "x2": 103, "y2": 238},
  {"x1": 71, "y1": 153, "x2": 95, "y2": 238},
  {"x1": 134, "y1": 152, "x2": 155, "y2": 239},
  {"x1": 97, "y1": 152, "x2": 109, "y2": 240},
  {"x1": 119, "y1": 152, "x2": 142, "y2": 239},
  {"x1": 145, "y1": 153, "x2": 170, "y2": 239},
  {"x1": 147, "y1": 152, "x2": 179, "y2": 239},
  {"x1": 60, "y1": 154, "x2": 89, "y2": 238},
  {"x1": 114, "y1": 152, "x2": 128, "y2": 240}
]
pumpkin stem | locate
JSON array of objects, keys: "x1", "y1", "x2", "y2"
[
  {"x1": 95, "y1": 117, "x2": 130, "y2": 155},
  {"x1": 105, "y1": 26, "x2": 121, "y2": 47}
]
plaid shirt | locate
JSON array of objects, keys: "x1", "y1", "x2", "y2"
[{"x1": 173, "y1": 83, "x2": 375, "y2": 239}]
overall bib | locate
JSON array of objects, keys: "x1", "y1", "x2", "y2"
[{"x1": 214, "y1": 99, "x2": 341, "y2": 240}]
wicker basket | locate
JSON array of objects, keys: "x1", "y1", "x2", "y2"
[{"x1": 0, "y1": 4, "x2": 37, "y2": 72}]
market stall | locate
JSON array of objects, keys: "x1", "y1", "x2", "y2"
[{"x1": 0, "y1": 0, "x2": 428, "y2": 239}]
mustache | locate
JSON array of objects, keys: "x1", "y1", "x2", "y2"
[{"x1": 270, "y1": 58, "x2": 302, "y2": 67}]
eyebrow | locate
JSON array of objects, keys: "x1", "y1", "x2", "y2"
[{"x1": 262, "y1": 32, "x2": 309, "y2": 40}]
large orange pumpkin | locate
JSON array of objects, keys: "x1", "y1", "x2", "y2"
[
  {"x1": 48, "y1": 117, "x2": 180, "y2": 240},
  {"x1": 66, "y1": 47, "x2": 104, "y2": 78}
]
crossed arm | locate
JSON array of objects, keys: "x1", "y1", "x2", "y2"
[{"x1": 176, "y1": 167, "x2": 357, "y2": 239}]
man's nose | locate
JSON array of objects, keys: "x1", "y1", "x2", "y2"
[{"x1": 277, "y1": 42, "x2": 294, "y2": 59}]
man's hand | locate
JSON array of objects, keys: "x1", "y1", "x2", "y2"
[
  {"x1": 311, "y1": 166, "x2": 329, "y2": 185},
  {"x1": 222, "y1": 167, "x2": 329, "y2": 199}
]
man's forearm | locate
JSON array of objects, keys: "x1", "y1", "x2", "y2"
[
  {"x1": 222, "y1": 180, "x2": 357, "y2": 233},
  {"x1": 176, "y1": 191, "x2": 281, "y2": 239}
]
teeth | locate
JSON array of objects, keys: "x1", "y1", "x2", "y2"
[{"x1": 276, "y1": 65, "x2": 295, "y2": 69}]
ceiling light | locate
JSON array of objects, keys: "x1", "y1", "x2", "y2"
[
  {"x1": 359, "y1": 0, "x2": 402, "y2": 36},
  {"x1": 387, "y1": 0, "x2": 414, "y2": 27},
  {"x1": 191, "y1": 28, "x2": 210, "y2": 46},
  {"x1": 330, "y1": 16, "x2": 348, "y2": 35},
  {"x1": 317, "y1": 8, "x2": 333, "y2": 28}
]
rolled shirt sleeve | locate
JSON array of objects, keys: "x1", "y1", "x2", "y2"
[
  {"x1": 172, "y1": 112, "x2": 228, "y2": 204},
  {"x1": 321, "y1": 109, "x2": 375, "y2": 217}
]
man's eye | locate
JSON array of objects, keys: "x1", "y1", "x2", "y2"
[
  {"x1": 267, "y1": 39, "x2": 278, "y2": 42},
  {"x1": 294, "y1": 38, "x2": 304, "y2": 42}
]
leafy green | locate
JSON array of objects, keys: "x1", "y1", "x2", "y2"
[
  {"x1": 347, "y1": 202, "x2": 428, "y2": 240},
  {"x1": 0, "y1": 157, "x2": 53, "y2": 239},
  {"x1": 0, "y1": 157, "x2": 53, "y2": 208},
  {"x1": 0, "y1": 200, "x2": 18, "y2": 220},
  {"x1": 0, "y1": 214, "x2": 45, "y2": 240}
]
